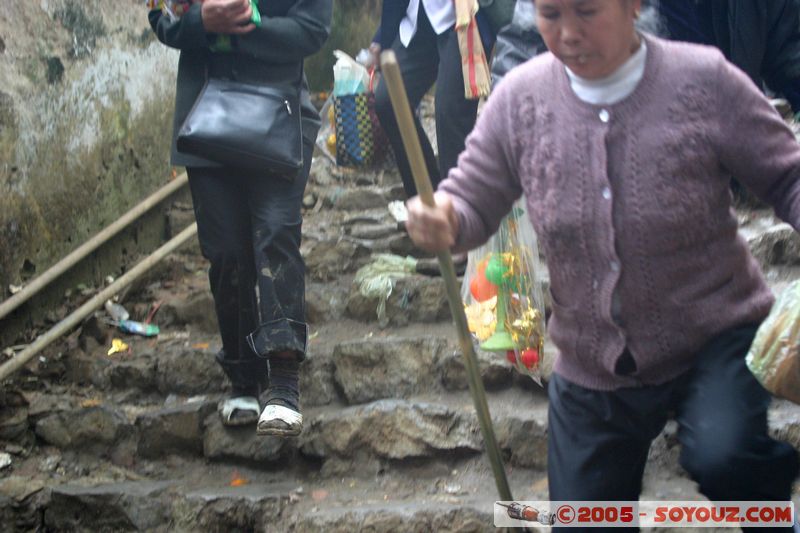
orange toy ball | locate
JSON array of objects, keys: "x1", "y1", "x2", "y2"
[
  {"x1": 470, "y1": 258, "x2": 498, "y2": 302},
  {"x1": 521, "y1": 348, "x2": 539, "y2": 369},
  {"x1": 470, "y1": 276, "x2": 497, "y2": 302}
]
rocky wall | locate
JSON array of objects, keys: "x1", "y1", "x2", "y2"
[
  {"x1": 0, "y1": 0, "x2": 179, "y2": 343},
  {"x1": 0, "y1": 0, "x2": 380, "y2": 345}
]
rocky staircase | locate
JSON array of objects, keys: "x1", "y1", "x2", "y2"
[{"x1": 1, "y1": 155, "x2": 800, "y2": 532}]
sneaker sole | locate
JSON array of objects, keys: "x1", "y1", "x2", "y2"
[{"x1": 256, "y1": 423, "x2": 302, "y2": 437}]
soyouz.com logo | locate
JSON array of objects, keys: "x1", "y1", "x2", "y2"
[{"x1": 494, "y1": 501, "x2": 795, "y2": 528}]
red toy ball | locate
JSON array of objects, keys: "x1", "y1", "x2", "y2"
[{"x1": 520, "y1": 348, "x2": 539, "y2": 369}]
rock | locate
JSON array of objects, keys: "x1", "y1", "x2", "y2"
[
  {"x1": 45, "y1": 481, "x2": 173, "y2": 531},
  {"x1": 160, "y1": 291, "x2": 218, "y2": 333},
  {"x1": 300, "y1": 400, "x2": 481, "y2": 461},
  {"x1": 645, "y1": 421, "x2": 683, "y2": 477},
  {"x1": 387, "y1": 233, "x2": 424, "y2": 258},
  {"x1": 136, "y1": 401, "x2": 215, "y2": 458},
  {"x1": 331, "y1": 188, "x2": 385, "y2": 211},
  {"x1": 333, "y1": 338, "x2": 448, "y2": 404},
  {"x1": 347, "y1": 222, "x2": 398, "y2": 240},
  {"x1": 438, "y1": 348, "x2": 513, "y2": 391},
  {"x1": 747, "y1": 222, "x2": 800, "y2": 268},
  {"x1": 305, "y1": 282, "x2": 348, "y2": 324},
  {"x1": 156, "y1": 347, "x2": 227, "y2": 396},
  {"x1": 176, "y1": 486, "x2": 287, "y2": 532},
  {"x1": 494, "y1": 416, "x2": 548, "y2": 469},
  {"x1": 300, "y1": 352, "x2": 338, "y2": 407},
  {"x1": 345, "y1": 275, "x2": 450, "y2": 327},
  {"x1": 167, "y1": 202, "x2": 196, "y2": 240},
  {"x1": 0, "y1": 476, "x2": 46, "y2": 533},
  {"x1": 203, "y1": 414, "x2": 292, "y2": 463},
  {"x1": 0, "y1": 476, "x2": 45, "y2": 502},
  {"x1": 35, "y1": 406, "x2": 130, "y2": 451},
  {"x1": 0, "y1": 406, "x2": 28, "y2": 441},
  {"x1": 291, "y1": 503, "x2": 492, "y2": 533},
  {"x1": 303, "y1": 238, "x2": 370, "y2": 281},
  {"x1": 107, "y1": 351, "x2": 158, "y2": 392},
  {"x1": 383, "y1": 183, "x2": 407, "y2": 202},
  {"x1": 303, "y1": 192, "x2": 317, "y2": 208},
  {"x1": 768, "y1": 400, "x2": 800, "y2": 450}
]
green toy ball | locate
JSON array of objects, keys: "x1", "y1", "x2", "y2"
[{"x1": 484, "y1": 255, "x2": 508, "y2": 285}]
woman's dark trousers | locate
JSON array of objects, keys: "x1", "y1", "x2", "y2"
[
  {"x1": 547, "y1": 324, "x2": 799, "y2": 532},
  {"x1": 186, "y1": 142, "x2": 312, "y2": 396}
]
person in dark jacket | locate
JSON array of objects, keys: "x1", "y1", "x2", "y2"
[
  {"x1": 370, "y1": 0, "x2": 497, "y2": 199},
  {"x1": 149, "y1": 0, "x2": 332, "y2": 436},
  {"x1": 660, "y1": 0, "x2": 800, "y2": 113}
]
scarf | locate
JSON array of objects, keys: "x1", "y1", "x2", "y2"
[{"x1": 454, "y1": 0, "x2": 491, "y2": 99}]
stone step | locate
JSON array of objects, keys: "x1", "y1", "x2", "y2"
[
  {"x1": 15, "y1": 386, "x2": 800, "y2": 486},
  {"x1": 301, "y1": 321, "x2": 557, "y2": 407},
  {"x1": 1, "y1": 461, "x2": 770, "y2": 532}
]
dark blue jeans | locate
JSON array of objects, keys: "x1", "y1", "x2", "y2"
[
  {"x1": 547, "y1": 324, "x2": 799, "y2": 532},
  {"x1": 187, "y1": 142, "x2": 312, "y2": 395}
]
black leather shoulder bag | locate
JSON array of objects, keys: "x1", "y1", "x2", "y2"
[{"x1": 177, "y1": 65, "x2": 303, "y2": 180}]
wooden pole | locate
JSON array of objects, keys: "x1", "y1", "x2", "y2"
[
  {"x1": 0, "y1": 223, "x2": 198, "y2": 382},
  {"x1": 380, "y1": 50, "x2": 513, "y2": 502},
  {"x1": 0, "y1": 174, "x2": 189, "y2": 321}
]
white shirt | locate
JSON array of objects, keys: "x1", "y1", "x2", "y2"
[
  {"x1": 565, "y1": 40, "x2": 648, "y2": 105},
  {"x1": 399, "y1": 0, "x2": 456, "y2": 47}
]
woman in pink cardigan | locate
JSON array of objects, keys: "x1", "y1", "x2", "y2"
[{"x1": 407, "y1": 0, "x2": 799, "y2": 527}]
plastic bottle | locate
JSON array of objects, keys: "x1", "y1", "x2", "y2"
[
  {"x1": 104, "y1": 300, "x2": 130, "y2": 322},
  {"x1": 118, "y1": 320, "x2": 160, "y2": 337}
]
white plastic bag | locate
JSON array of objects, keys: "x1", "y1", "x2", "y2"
[{"x1": 332, "y1": 50, "x2": 370, "y2": 97}]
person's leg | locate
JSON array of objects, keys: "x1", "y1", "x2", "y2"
[
  {"x1": 243, "y1": 140, "x2": 313, "y2": 437},
  {"x1": 675, "y1": 324, "x2": 799, "y2": 533},
  {"x1": 373, "y1": 8, "x2": 440, "y2": 197},
  {"x1": 187, "y1": 166, "x2": 266, "y2": 424},
  {"x1": 433, "y1": 27, "x2": 480, "y2": 188},
  {"x1": 548, "y1": 373, "x2": 671, "y2": 532}
]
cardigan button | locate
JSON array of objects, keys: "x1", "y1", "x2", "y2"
[
  {"x1": 602, "y1": 187, "x2": 612, "y2": 200},
  {"x1": 599, "y1": 109, "x2": 610, "y2": 123},
  {"x1": 610, "y1": 260, "x2": 620, "y2": 273}
]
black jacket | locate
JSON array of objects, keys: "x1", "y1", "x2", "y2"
[
  {"x1": 149, "y1": 0, "x2": 332, "y2": 167},
  {"x1": 662, "y1": 0, "x2": 800, "y2": 112}
]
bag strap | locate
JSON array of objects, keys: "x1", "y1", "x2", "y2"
[{"x1": 202, "y1": 50, "x2": 304, "y2": 89}]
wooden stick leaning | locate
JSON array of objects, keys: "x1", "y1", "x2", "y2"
[
  {"x1": 0, "y1": 223, "x2": 198, "y2": 382},
  {"x1": 0, "y1": 174, "x2": 189, "y2": 321},
  {"x1": 379, "y1": 50, "x2": 513, "y2": 502}
]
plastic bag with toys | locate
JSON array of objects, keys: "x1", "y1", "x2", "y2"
[
  {"x1": 462, "y1": 200, "x2": 547, "y2": 384},
  {"x1": 746, "y1": 280, "x2": 800, "y2": 404}
]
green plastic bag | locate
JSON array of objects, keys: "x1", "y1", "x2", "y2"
[{"x1": 746, "y1": 280, "x2": 800, "y2": 404}]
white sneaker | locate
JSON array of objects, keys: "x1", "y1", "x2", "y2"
[{"x1": 256, "y1": 404, "x2": 302, "y2": 437}]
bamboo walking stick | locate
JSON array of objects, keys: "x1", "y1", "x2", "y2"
[{"x1": 380, "y1": 50, "x2": 513, "y2": 502}]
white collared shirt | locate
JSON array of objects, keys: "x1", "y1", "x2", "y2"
[{"x1": 399, "y1": 0, "x2": 456, "y2": 47}]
